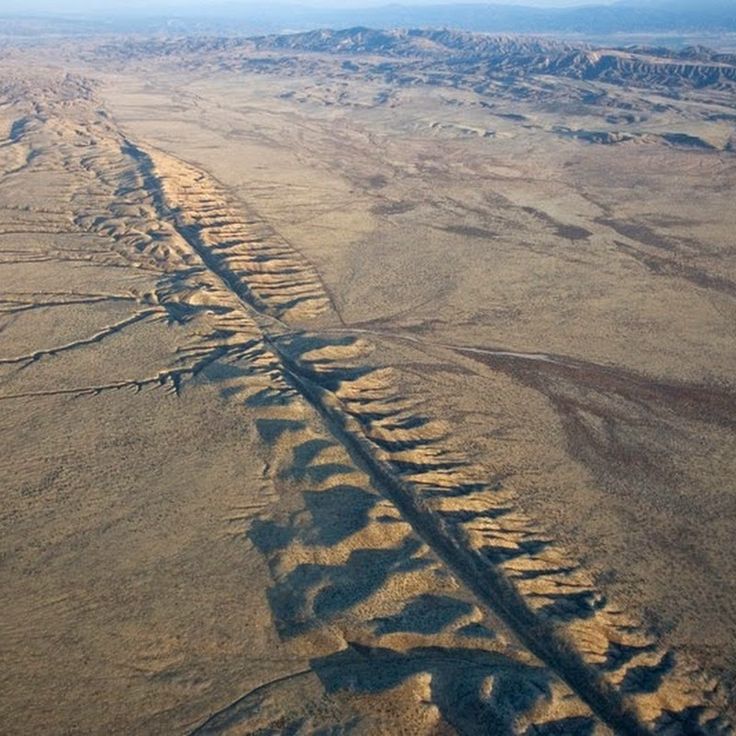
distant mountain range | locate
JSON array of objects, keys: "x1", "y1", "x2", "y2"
[
  {"x1": 1, "y1": 0, "x2": 735, "y2": 38},
  {"x1": 250, "y1": 25, "x2": 736, "y2": 66},
  {"x1": 96, "y1": 25, "x2": 736, "y2": 100},
  {"x1": 248, "y1": 1, "x2": 736, "y2": 36}
]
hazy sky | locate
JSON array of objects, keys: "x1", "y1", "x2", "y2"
[{"x1": 3, "y1": 0, "x2": 619, "y2": 11}]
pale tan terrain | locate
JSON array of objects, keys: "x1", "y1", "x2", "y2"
[{"x1": 1, "y1": 32, "x2": 735, "y2": 735}]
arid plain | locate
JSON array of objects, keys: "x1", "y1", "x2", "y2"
[{"x1": 1, "y1": 30, "x2": 735, "y2": 734}]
